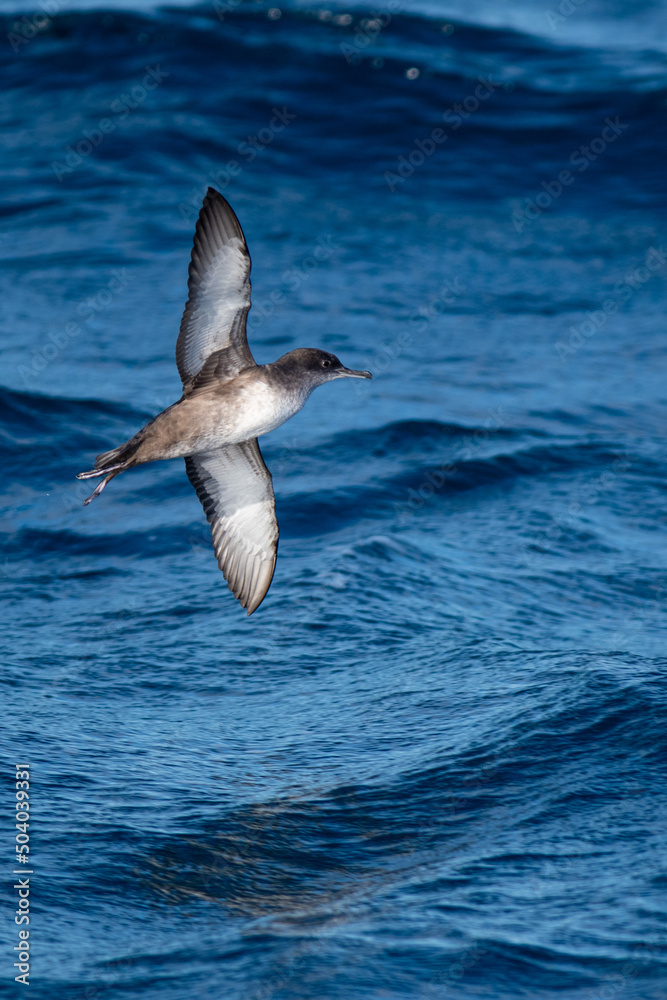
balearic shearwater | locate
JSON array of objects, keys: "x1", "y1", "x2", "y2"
[{"x1": 77, "y1": 188, "x2": 372, "y2": 614}]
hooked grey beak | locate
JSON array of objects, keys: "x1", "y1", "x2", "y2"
[{"x1": 338, "y1": 367, "x2": 373, "y2": 379}]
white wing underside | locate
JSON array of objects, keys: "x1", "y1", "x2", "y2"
[
  {"x1": 176, "y1": 187, "x2": 254, "y2": 390},
  {"x1": 177, "y1": 189, "x2": 278, "y2": 613},
  {"x1": 185, "y1": 441, "x2": 278, "y2": 615}
]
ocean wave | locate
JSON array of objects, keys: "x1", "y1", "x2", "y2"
[{"x1": 4, "y1": 4, "x2": 667, "y2": 98}]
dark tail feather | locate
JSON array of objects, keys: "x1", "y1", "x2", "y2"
[
  {"x1": 76, "y1": 434, "x2": 144, "y2": 503},
  {"x1": 94, "y1": 438, "x2": 141, "y2": 469},
  {"x1": 76, "y1": 440, "x2": 138, "y2": 480}
]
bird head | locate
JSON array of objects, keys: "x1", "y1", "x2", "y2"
[{"x1": 275, "y1": 348, "x2": 372, "y2": 387}]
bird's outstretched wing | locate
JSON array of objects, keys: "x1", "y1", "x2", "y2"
[
  {"x1": 176, "y1": 187, "x2": 254, "y2": 391},
  {"x1": 185, "y1": 440, "x2": 279, "y2": 615}
]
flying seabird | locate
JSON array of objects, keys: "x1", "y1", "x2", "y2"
[{"x1": 77, "y1": 188, "x2": 372, "y2": 615}]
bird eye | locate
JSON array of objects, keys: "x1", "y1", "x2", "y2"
[{"x1": 321, "y1": 358, "x2": 332, "y2": 368}]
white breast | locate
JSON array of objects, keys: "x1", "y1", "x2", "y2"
[{"x1": 227, "y1": 380, "x2": 304, "y2": 443}]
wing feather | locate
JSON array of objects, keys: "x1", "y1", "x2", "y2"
[
  {"x1": 176, "y1": 187, "x2": 254, "y2": 389},
  {"x1": 185, "y1": 440, "x2": 279, "y2": 615}
]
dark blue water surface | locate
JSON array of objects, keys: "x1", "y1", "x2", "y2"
[{"x1": 1, "y1": 1, "x2": 667, "y2": 997}]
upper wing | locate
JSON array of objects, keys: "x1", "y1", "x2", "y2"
[
  {"x1": 185, "y1": 440, "x2": 279, "y2": 615},
  {"x1": 176, "y1": 188, "x2": 254, "y2": 390}
]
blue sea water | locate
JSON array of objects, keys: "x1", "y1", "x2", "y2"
[{"x1": 1, "y1": 1, "x2": 666, "y2": 997}]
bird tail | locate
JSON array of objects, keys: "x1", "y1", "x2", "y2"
[{"x1": 76, "y1": 435, "x2": 144, "y2": 505}]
